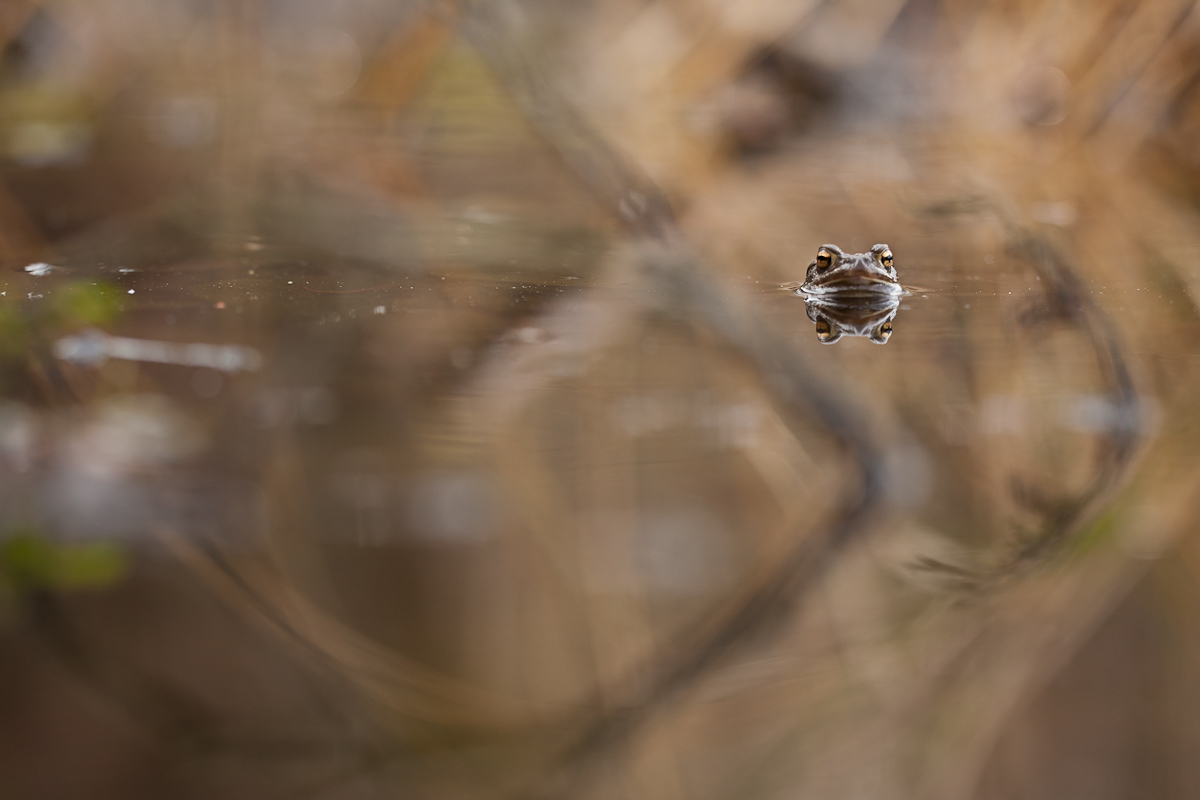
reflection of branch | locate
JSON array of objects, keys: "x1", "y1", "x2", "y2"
[
  {"x1": 916, "y1": 199, "x2": 1142, "y2": 589},
  {"x1": 1003, "y1": 232, "x2": 1139, "y2": 559},
  {"x1": 458, "y1": 3, "x2": 889, "y2": 795},
  {"x1": 547, "y1": 250, "x2": 888, "y2": 781}
]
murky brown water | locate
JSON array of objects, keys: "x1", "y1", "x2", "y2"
[{"x1": 5, "y1": 1, "x2": 1200, "y2": 799}]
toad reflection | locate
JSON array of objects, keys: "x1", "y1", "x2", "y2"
[
  {"x1": 785, "y1": 244, "x2": 905, "y2": 344},
  {"x1": 802, "y1": 294, "x2": 899, "y2": 344}
]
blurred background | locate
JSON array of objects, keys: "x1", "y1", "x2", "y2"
[{"x1": 2, "y1": 0, "x2": 1200, "y2": 798}]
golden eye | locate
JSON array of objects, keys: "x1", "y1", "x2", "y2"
[
  {"x1": 871, "y1": 321, "x2": 894, "y2": 345},
  {"x1": 815, "y1": 321, "x2": 833, "y2": 340},
  {"x1": 816, "y1": 249, "x2": 833, "y2": 269},
  {"x1": 881, "y1": 251, "x2": 894, "y2": 268}
]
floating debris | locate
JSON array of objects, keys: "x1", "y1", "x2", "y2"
[
  {"x1": 23, "y1": 263, "x2": 55, "y2": 276},
  {"x1": 54, "y1": 329, "x2": 262, "y2": 372}
]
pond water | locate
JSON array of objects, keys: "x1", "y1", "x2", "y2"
[{"x1": 4, "y1": 2, "x2": 1200, "y2": 799}]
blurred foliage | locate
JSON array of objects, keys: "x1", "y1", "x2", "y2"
[
  {"x1": 0, "y1": 280, "x2": 121, "y2": 362},
  {"x1": 52, "y1": 280, "x2": 121, "y2": 326},
  {"x1": 0, "y1": 529, "x2": 127, "y2": 594},
  {"x1": 1065, "y1": 508, "x2": 1122, "y2": 558}
]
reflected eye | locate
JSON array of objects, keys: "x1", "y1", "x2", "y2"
[
  {"x1": 881, "y1": 250, "x2": 894, "y2": 268},
  {"x1": 869, "y1": 320, "x2": 894, "y2": 345},
  {"x1": 815, "y1": 321, "x2": 833, "y2": 341},
  {"x1": 816, "y1": 249, "x2": 833, "y2": 269}
]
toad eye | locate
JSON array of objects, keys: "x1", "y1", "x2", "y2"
[
  {"x1": 816, "y1": 249, "x2": 833, "y2": 269},
  {"x1": 815, "y1": 320, "x2": 834, "y2": 341},
  {"x1": 881, "y1": 322, "x2": 893, "y2": 335},
  {"x1": 881, "y1": 250, "x2": 894, "y2": 268}
]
